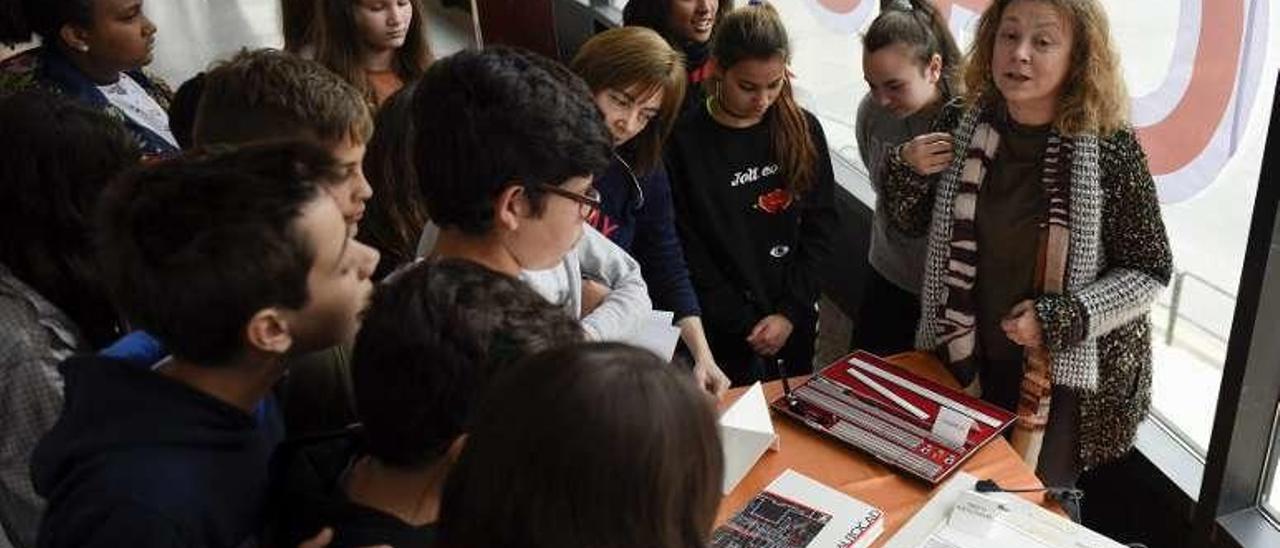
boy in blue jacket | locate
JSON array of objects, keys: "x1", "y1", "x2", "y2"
[{"x1": 31, "y1": 143, "x2": 379, "y2": 547}]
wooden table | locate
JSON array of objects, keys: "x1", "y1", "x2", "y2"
[{"x1": 715, "y1": 352, "x2": 1063, "y2": 546}]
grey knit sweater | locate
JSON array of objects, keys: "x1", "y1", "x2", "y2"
[{"x1": 855, "y1": 95, "x2": 934, "y2": 295}]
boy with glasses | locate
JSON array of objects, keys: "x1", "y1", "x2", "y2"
[{"x1": 413, "y1": 48, "x2": 652, "y2": 341}]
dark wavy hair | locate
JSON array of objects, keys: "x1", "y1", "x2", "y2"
[
  {"x1": 96, "y1": 142, "x2": 341, "y2": 365},
  {"x1": 411, "y1": 47, "x2": 612, "y2": 235},
  {"x1": 0, "y1": 91, "x2": 138, "y2": 347},
  {"x1": 438, "y1": 342, "x2": 724, "y2": 548},
  {"x1": 0, "y1": 0, "x2": 92, "y2": 45},
  {"x1": 351, "y1": 259, "x2": 582, "y2": 468},
  {"x1": 359, "y1": 81, "x2": 429, "y2": 279}
]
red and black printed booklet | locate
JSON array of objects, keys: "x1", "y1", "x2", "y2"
[{"x1": 770, "y1": 351, "x2": 1017, "y2": 484}]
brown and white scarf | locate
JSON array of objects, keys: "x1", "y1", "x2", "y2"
[{"x1": 935, "y1": 110, "x2": 1073, "y2": 468}]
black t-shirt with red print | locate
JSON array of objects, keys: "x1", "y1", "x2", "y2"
[{"x1": 665, "y1": 104, "x2": 837, "y2": 351}]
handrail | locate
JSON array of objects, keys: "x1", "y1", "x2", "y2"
[{"x1": 1164, "y1": 269, "x2": 1236, "y2": 347}]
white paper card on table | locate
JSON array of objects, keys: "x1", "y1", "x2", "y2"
[
  {"x1": 882, "y1": 472, "x2": 979, "y2": 548},
  {"x1": 719, "y1": 382, "x2": 779, "y2": 494},
  {"x1": 931, "y1": 406, "x2": 976, "y2": 449},
  {"x1": 621, "y1": 310, "x2": 681, "y2": 361},
  {"x1": 883, "y1": 471, "x2": 1127, "y2": 548},
  {"x1": 946, "y1": 491, "x2": 1001, "y2": 537},
  {"x1": 711, "y1": 469, "x2": 884, "y2": 548}
]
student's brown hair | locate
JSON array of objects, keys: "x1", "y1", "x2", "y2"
[
  {"x1": 0, "y1": 91, "x2": 138, "y2": 347},
  {"x1": 709, "y1": 3, "x2": 817, "y2": 194},
  {"x1": 963, "y1": 0, "x2": 1128, "y2": 135},
  {"x1": 437, "y1": 342, "x2": 724, "y2": 548},
  {"x1": 96, "y1": 142, "x2": 343, "y2": 365},
  {"x1": 571, "y1": 26, "x2": 686, "y2": 175},
  {"x1": 309, "y1": 0, "x2": 434, "y2": 105},
  {"x1": 193, "y1": 48, "x2": 374, "y2": 147},
  {"x1": 280, "y1": 0, "x2": 316, "y2": 53},
  {"x1": 359, "y1": 82, "x2": 427, "y2": 279}
]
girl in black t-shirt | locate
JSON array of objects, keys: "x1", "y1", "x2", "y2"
[{"x1": 665, "y1": 3, "x2": 837, "y2": 385}]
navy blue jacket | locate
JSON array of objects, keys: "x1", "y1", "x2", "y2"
[
  {"x1": 590, "y1": 156, "x2": 702, "y2": 320},
  {"x1": 0, "y1": 47, "x2": 178, "y2": 157},
  {"x1": 31, "y1": 356, "x2": 276, "y2": 547}
]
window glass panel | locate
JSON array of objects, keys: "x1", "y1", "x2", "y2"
[{"x1": 1265, "y1": 403, "x2": 1280, "y2": 521}]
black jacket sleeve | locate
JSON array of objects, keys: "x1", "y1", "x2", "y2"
[{"x1": 630, "y1": 165, "x2": 703, "y2": 320}]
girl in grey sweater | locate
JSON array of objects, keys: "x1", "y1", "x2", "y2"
[{"x1": 854, "y1": 0, "x2": 963, "y2": 356}]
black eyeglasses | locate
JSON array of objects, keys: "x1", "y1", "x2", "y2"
[{"x1": 537, "y1": 183, "x2": 603, "y2": 220}]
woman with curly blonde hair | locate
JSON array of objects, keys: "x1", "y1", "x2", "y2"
[{"x1": 880, "y1": 0, "x2": 1171, "y2": 502}]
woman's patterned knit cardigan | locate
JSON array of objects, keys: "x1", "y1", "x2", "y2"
[{"x1": 881, "y1": 100, "x2": 1173, "y2": 469}]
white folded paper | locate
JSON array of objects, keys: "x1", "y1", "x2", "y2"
[{"x1": 719, "y1": 382, "x2": 780, "y2": 494}]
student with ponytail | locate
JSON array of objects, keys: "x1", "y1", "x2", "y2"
[
  {"x1": 665, "y1": 2, "x2": 837, "y2": 385},
  {"x1": 853, "y1": 0, "x2": 961, "y2": 355},
  {"x1": 0, "y1": 0, "x2": 177, "y2": 157}
]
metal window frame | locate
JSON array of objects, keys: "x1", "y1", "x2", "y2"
[{"x1": 1193, "y1": 74, "x2": 1280, "y2": 548}]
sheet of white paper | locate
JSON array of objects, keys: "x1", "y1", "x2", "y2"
[
  {"x1": 948, "y1": 493, "x2": 1124, "y2": 548},
  {"x1": 719, "y1": 382, "x2": 779, "y2": 494},
  {"x1": 622, "y1": 310, "x2": 681, "y2": 361},
  {"x1": 883, "y1": 472, "x2": 1126, "y2": 548},
  {"x1": 883, "y1": 473, "x2": 979, "y2": 548}
]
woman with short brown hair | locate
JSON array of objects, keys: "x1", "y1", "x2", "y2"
[{"x1": 571, "y1": 26, "x2": 730, "y2": 397}]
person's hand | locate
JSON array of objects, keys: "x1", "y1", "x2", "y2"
[
  {"x1": 1001, "y1": 299, "x2": 1043, "y2": 348},
  {"x1": 746, "y1": 314, "x2": 794, "y2": 356},
  {"x1": 298, "y1": 528, "x2": 332, "y2": 548},
  {"x1": 899, "y1": 132, "x2": 954, "y2": 175},
  {"x1": 693, "y1": 357, "x2": 730, "y2": 400},
  {"x1": 581, "y1": 278, "x2": 609, "y2": 315},
  {"x1": 297, "y1": 527, "x2": 390, "y2": 548}
]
